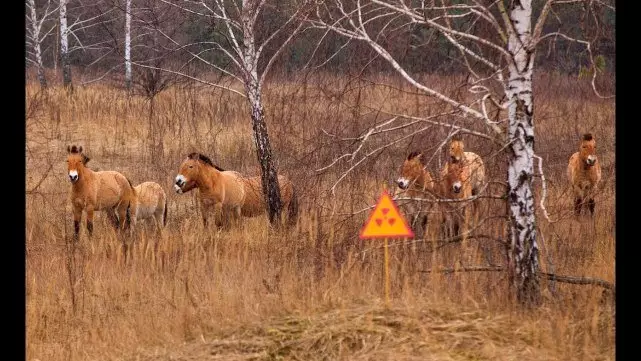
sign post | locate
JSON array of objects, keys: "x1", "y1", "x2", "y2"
[{"x1": 359, "y1": 189, "x2": 414, "y2": 307}]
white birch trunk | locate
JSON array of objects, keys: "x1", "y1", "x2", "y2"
[
  {"x1": 59, "y1": 0, "x2": 72, "y2": 89},
  {"x1": 505, "y1": 0, "x2": 540, "y2": 306},
  {"x1": 241, "y1": 0, "x2": 283, "y2": 224},
  {"x1": 125, "y1": 0, "x2": 132, "y2": 90},
  {"x1": 28, "y1": 0, "x2": 47, "y2": 89}
]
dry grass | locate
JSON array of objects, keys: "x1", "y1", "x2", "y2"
[{"x1": 26, "y1": 71, "x2": 614, "y2": 361}]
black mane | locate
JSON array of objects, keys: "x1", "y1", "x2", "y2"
[
  {"x1": 407, "y1": 151, "x2": 421, "y2": 161},
  {"x1": 187, "y1": 152, "x2": 225, "y2": 171}
]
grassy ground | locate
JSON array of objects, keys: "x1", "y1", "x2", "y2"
[{"x1": 26, "y1": 71, "x2": 614, "y2": 361}]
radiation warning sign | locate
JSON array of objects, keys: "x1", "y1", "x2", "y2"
[{"x1": 359, "y1": 190, "x2": 414, "y2": 239}]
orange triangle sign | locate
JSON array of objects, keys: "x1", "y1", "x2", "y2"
[{"x1": 359, "y1": 190, "x2": 414, "y2": 239}]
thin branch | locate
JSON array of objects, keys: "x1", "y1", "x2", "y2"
[
  {"x1": 419, "y1": 266, "x2": 504, "y2": 274},
  {"x1": 536, "y1": 31, "x2": 614, "y2": 99},
  {"x1": 130, "y1": 61, "x2": 246, "y2": 98},
  {"x1": 26, "y1": 163, "x2": 54, "y2": 195},
  {"x1": 417, "y1": 266, "x2": 615, "y2": 292},
  {"x1": 532, "y1": 153, "x2": 554, "y2": 223}
]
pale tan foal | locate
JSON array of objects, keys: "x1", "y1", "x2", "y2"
[
  {"x1": 134, "y1": 181, "x2": 168, "y2": 230},
  {"x1": 443, "y1": 137, "x2": 486, "y2": 196},
  {"x1": 438, "y1": 138, "x2": 486, "y2": 240},
  {"x1": 66, "y1": 145, "x2": 137, "y2": 239},
  {"x1": 567, "y1": 133, "x2": 602, "y2": 216}
]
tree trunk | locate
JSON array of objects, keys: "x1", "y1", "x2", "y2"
[
  {"x1": 241, "y1": 0, "x2": 283, "y2": 224},
  {"x1": 245, "y1": 80, "x2": 283, "y2": 225},
  {"x1": 505, "y1": 0, "x2": 541, "y2": 307},
  {"x1": 28, "y1": 0, "x2": 47, "y2": 89},
  {"x1": 59, "y1": 0, "x2": 72, "y2": 90},
  {"x1": 125, "y1": 0, "x2": 132, "y2": 91}
]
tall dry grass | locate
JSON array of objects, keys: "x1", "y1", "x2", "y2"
[{"x1": 26, "y1": 71, "x2": 614, "y2": 361}]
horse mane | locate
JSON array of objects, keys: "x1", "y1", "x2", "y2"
[
  {"x1": 188, "y1": 152, "x2": 225, "y2": 171},
  {"x1": 582, "y1": 133, "x2": 594, "y2": 141},
  {"x1": 67, "y1": 145, "x2": 90, "y2": 164},
  {"x1": 407, "y1": 151, "x2": 422, "y2": 161}
]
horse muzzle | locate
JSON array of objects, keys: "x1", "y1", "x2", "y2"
[
  {"x1": 174, "y1": 175, "x2": 186, "y2": 194},
  {"x1": 452, "y1": 182, "x2": 462, "y2": 194},
  {"x1": 397, "y1": 178, "x2": 409, "y2": 190},
  {"x1": 68, "y1": 171, "x2": 79, "y2": 183},
  {"x1": 586, "y1": 156, "x2": 597, "y2": 166}
]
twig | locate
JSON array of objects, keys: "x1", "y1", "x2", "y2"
[
  {"x1": 26, "y1": 162, "x2": 54, "y2": 194},
  {"x1": 419, "y1": 266, "x2": 503, "y2": 274},
  {"x1": 418, "y1": 266, "x2": 615, "y2": 292}
]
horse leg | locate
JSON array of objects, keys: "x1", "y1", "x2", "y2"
[
  {"x1": 86, "y1": 204, "x2": 95, "y2": 237},
  {"x1": 128, "y1": 200, "x2": 137, "y2": 232},
  {"x1": 116, "y1": 201, "x2": 130, "y2": 232},
  {"x1": 420, "y1": 214, "x2": 428, "y2": 239},
  {"x1": 588, "y1": 198, "x2": 596, "y2": 216},
  {"x1": 214, "y1": 203, "x2": 225, "y2": 229},
  {"x1": 233, "y1": 206, "x2": 242, "y2": 229},
  {"x1": 574, "y1": 197, "x2": 583, "y2": 216},
  {"x1": 200, "y1": 201, "x2": 211, "y2": 230},
  {"x1": 106, "y1": 208, "x2": 120, "y2": 229},
  {"x1": 72, "y1": 205, "x2": 83, "y2": 241},
  {"x1": 411, "y1": 214, "x2": 421, "y2": 239},
  {"x1": 154, "y1": 210, "x2": 163, "y2": 234}
]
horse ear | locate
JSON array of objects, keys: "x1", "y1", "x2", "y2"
[
  {"x1": 82, "y1": 154, "x2": 90, "y2": 165},
  {"x1": 67, "y1": 145, "x2": 71, "y2": 153},
  {"x1": 78, "y1": 146, "x2": 83, "y2": 153}
]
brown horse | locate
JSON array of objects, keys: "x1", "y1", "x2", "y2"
[
  {"x1": 174, "y1": 152, "x2": 298, "y2": 228},
  {"x1": 395, "y1": 151, "x2": 436, "y2": 238},
  {"x1": 567, "y1": 133, "x2": 602, "y2": 216},
  {"x1": 134, "y1": 181, "x2": 168, "y2": 230},
  {"x1": 439, "y1": 139, "x2": 486, "y2": 238},
  {"x1": 66, "y1": 145, "x2": 137, "y2": 239}
]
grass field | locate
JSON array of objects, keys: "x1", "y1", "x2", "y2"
[{"x1": 26, "y1": 71, "x2": 615, "y2": 361}]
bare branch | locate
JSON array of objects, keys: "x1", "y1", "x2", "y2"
[
  {"x1": 537, "y1": 31, "x2": 614, "y2": 99},
  {"x1": 532, "y1": 153, "x2": 554, "y2": 223},
  {"x1": 130, "y1": 60, "x2": 246, "y2": 98}
]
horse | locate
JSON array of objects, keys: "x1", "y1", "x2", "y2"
[
  {"x1": 567, "y1": 133, "x2": 602, "y2": 216},
  {"x1": 395, "y1": 151, "x2": 436, "y2": 239},
  {"x1": 173, "y1": 152, "x2": 298, "y2": 228},
  {"x1": 439, "y1": 138, "x2": 486, "y2": 238},
  {"x1": 66, "y1": 145, "x2": 137, "y2": 239},
  {"x1": 133, "y1": 181, "x2": 168, "y2": 230},
  {"x1": 445, "y1": 137, "x2": 486, "y2": 195}
]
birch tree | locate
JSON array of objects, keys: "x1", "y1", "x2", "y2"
[
  {"x1": 140, "y1": 0, "x2": 311, "y2": 224},
  {"x1": 59, "y1": 0, "x2": 72, "y2": 89},
  {"x1": 26, "y1": 0, "x2": 59, "y2": 89},
  {"x1": 58, "y1": 0, "x2": 118, "y2": 90},
  {"x1": 311, "y1": 0, "x2": 614, "y2": 306},
  {"x1": 124, "y1": 0, "x2": 132, "y2": 90}
]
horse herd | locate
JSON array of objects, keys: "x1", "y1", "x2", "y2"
[{"x1": 65, "y1": 133, "x2": 601, "y2": 240}]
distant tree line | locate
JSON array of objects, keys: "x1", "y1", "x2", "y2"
[{"x1": 26, "y1": 0, "x2": 615, "y2": 88}]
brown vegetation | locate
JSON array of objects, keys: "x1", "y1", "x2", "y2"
[{"x1": 26, "y1": 71, "x2": 614, "y2": 361}]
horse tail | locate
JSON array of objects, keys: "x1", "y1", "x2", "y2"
[
  {"x1": 163, "y1": 196, "x2": 168, "y2": 227},
  {"x1": 287, "y1": 184, "x2": 299, "y2": 227},
  {"x1": 125, "y1": 176, "x2": 136, "y2": 229},
  {"x1": 125, "y1": 200, "x2": 132, "y2": 229},
  {"x1": 126, "y1": 176, "x2": 135, "y2": 192}
]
